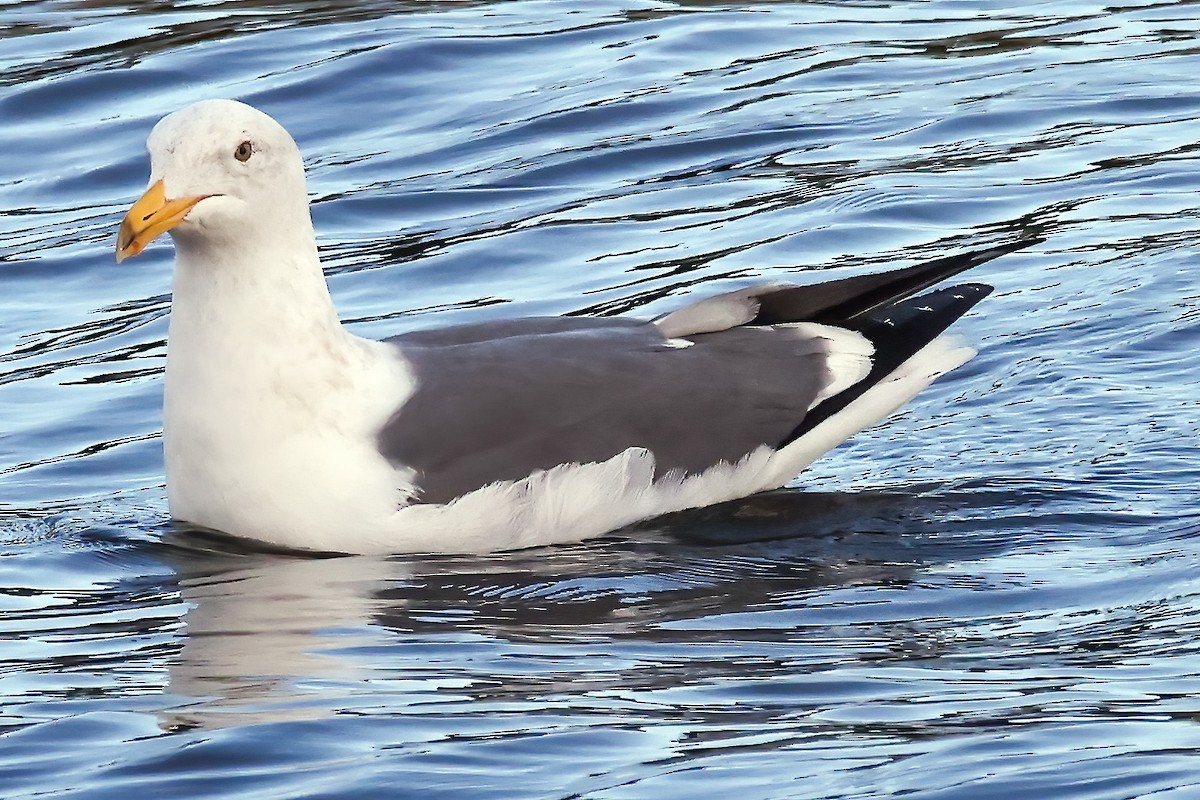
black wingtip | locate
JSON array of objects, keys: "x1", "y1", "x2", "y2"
[
  {"x1": 949, "y1": 236, "x2": 1045, "y2": 274},
  {"x1": 754, "y1": 236, "x2": 1040, "y2": 326},
  {"x1": 783, "y1": 281, "x2": 995, "y2": 444},
  {"x1": 825, "y1": 237, "x2": 1037, "y2": 323}
]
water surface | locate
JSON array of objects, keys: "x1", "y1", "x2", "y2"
[{"x1": 2, "y1": 1, "x2": 1199, "y2": 797}]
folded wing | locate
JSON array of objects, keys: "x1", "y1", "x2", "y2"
[{"x1": 378, "y1": 239, "x2": 1038, "y2": 504}]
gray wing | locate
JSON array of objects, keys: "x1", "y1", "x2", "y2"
[
  {"x1": 377, "y1": 237, "x2": 1038, "y2": 504},
  {"x1": 378, "y1": 310, "x2": 832, "y2": 504}
]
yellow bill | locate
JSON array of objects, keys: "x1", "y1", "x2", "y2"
[{"x1": 116, "y1": 179, "x2": 210, "y2": 262}]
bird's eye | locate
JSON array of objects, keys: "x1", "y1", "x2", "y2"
[{"x1": 234, "y1": 140, "x2": 253, "y2": 162}]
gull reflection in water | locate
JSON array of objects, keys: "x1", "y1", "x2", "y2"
[
  {"x1": 156, "y1": 484, "x2": 1024, "y2": 731},
  {"x1": 161, "y1": 551, "x2": 398, "y2": 731}
]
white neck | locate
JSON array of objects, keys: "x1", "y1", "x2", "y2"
[
  {"x1": 161, "y1": 226, "x2": 413, "y2": 546},
  {"x1": 169, "y1": 217, "x2": 341, "y2": 337}
]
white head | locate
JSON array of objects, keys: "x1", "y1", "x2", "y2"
[{"x1": 117, "y1": 99, "x2": 313, "y2": 263}]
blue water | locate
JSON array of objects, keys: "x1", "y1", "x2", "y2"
[{"x1": 3, "y1": 1, "x2": 1200, "y2": 797}]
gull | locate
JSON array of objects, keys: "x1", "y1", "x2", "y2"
[{"x1": 116, "y1": 99, "x2": 1033, "y2": 554}]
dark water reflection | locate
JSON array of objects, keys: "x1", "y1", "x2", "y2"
[
  {"x1": 3, "y1": 0, "x2": 1200, "y2": 797},
  {"x1": 147, "y1": 480, "x2": 1171, "y2": 733}
]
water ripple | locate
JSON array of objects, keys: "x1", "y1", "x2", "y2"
[{"x1": 3, "y1": 1, "x2": 1200, "y2": 798}]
